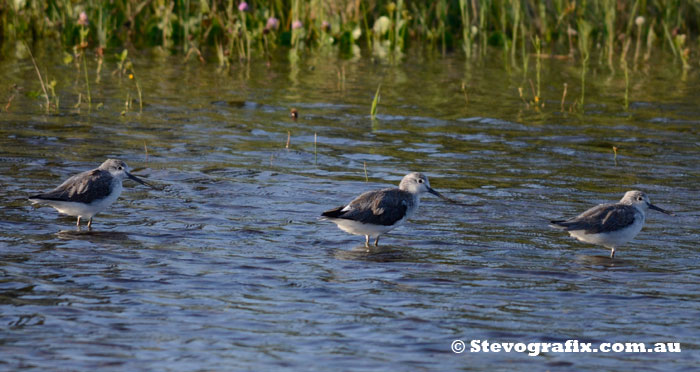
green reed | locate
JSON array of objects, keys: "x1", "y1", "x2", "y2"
[
  {"x1": 25, "y1": 42, "x2": 53, "y2": 113},
  {"x1": 0, "y1": 4, "x2": 637, "y2": 120},
  {"x1": 2, "y1": 0, "x2": 698, "y2": 66},
  {"x1": 9, "y1": 0, "x2": 700, "y2": 120},
  {"x1": 623, "y1": 61, "x2": 630, "y2": 110},
  {"x1": 603, "y1": 0, "x2": 616, "y2": 69},
  {"x1": 458, "y1": 0, "x2": 472, "y2": 58},
  {"x1": 370, "y1": 84, "x2": 381, "y2": 120},
  {"x1": 82, "y1": 52, "x2": 91, "y2": 109},
  {"x1": 577, "y1": 19, "x2": 592, "y2": 109},
  {"x1": 533, "y1": 35, "x2": 541, "y2": 103},
  {"x1": 114, "y1": 49, "x2": 142, "y2": 113},
  {"x1": 510, "y1": 0, "x2": 521, "y2": 68}
]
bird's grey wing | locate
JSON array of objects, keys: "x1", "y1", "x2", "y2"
[
  {"x1": 31, "y1": 169, "x2": 113, "y2": 203},
  {"x1": 328, "y1": 189, "x2": 410, "y2": 226},
  {"x1": 555, "y1": 204, "x2": 637, "y2": 234}
]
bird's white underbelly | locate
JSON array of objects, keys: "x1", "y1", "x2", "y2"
[
  {"x1": 330, "y1": 217, "x2": 407, "y2": 237},
  {"x1": 36, "y1": 183, "x2": 122, "y2": 219},
  {"x1": 568, "y1": 218, "x2": 644, "y2": 248}
]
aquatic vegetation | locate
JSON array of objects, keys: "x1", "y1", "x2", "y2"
[
  {"x1": 3, "y1": 84, "x2": 20, "y2": 111},
  {"x1": 1, "y1": 0, "x2": 699, "y2": 69},
  {"x1": 577, "y1": 19, "x2": 592, "y2": 108},
  {"x1": 532, "y1": 35, "x2": 541, "y2": 107},
  {"x1": 82, "y1": 50, "x2": 91, "y2": 109},
  {"x1": 25, "y1": 43, "x2": 55, "y2": 113},
  {"x1": 560, "y1": 83, "x2": 567, "y2": 112},
  {"x1": 461, "y1": 81, "x2": 469, "y2": 105},
  {"x1": 113, "y1": 49, "x2": 142, "y2": 114},
  {"x1": 623, "y1": 61, "x2": 630, "y2": 110},
  {"x1": 5, "y1": 1, "x2": 700, "y2": 117},
  {"x1": 370, "y1": 84, "x2": 381, "y2": 119}
]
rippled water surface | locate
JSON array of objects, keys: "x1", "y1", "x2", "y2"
[{"x1": 1, "y1": 50, "x2": 699, "y2": 370}]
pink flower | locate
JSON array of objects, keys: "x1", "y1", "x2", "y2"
[
  {"x1": 292, "y1": 20, "x2": 303, "y2": 30},
  {"x1": 266, "y1": 17, "x2": 279, "y2": 30},
  {"x1": 238, "y1": 2, "x2": 248, "y2": 12},
  {"x1": 321, "y1": 20, "x2": 330, "y2": 31},
  {"x1": 77, "y1": 11, "x2": 88, "y2": 26}
]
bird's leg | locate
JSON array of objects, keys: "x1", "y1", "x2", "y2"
[
  {"x1": 610, "y1": 248, "x2": 615, "y2": 259},
  {"x1": 364, "y1": 235, "x2": 370, "y2": 248},
  {"x1": 76, "y1": 216, "x2": 81, "y2": 226},
  {"x1": 374, "y1": 236, "x2": 380, "y2": 247},
  {"x1": 87, "y1": 218, "x2": 92, "y2": 229}
]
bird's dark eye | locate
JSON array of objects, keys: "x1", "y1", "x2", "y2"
[
  {"x1": 118, "y1": 166, "x2": 123, "y2": 170},
  {"x1": 418, "y1": 179, "x2": 424, "y2": 183},
  {"x1": 637, "y1": 196, "x2": 643, "y2": 201}
]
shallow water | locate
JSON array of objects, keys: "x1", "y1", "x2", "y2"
[{"x1": 1, "y1": 50, "x2": 699, "y2": 370}]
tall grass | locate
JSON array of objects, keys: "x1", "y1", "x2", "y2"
[{"x1": 2, "y1": 0, "x2": 700, "y2": 69}]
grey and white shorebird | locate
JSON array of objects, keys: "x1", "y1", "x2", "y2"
[
  {"x1": 29, "y1": 159, "x2": 157, "y2": 228},
  {"x1": 549, "y1": 190, "x2": 674, "y2": 258},
  {"x1": 321, "y1": 172, "x2": 448, "y2": 248}
]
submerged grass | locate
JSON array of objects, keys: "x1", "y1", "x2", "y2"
[{"x1": 3, "y1": 0, "x2": 700, "y2": 69}]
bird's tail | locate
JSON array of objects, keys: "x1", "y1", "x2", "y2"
[
  {"x1": 549, "y1": 219, "x2": 571, "y2": 230},
  {"x1": 321, "y1": 206, "x2": 345, "y2": 219}
]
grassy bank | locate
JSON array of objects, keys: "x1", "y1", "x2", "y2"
[{"x1": 1, "y1": 0, "x2": 699, "y2": 69}]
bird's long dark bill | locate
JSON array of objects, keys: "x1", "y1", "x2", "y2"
[
  {"x1": 428, "y1": 187, "x2": 475, "y2": 207},
  {"x1": 127, "y1": 172, "x2": 157, "y2": 189},
  {"x1": 428, "y1": 187, "x2": 448, "y2": 201},
  {"x1": 648, "y1": 203, "x2": 674, "y2": 216}
]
